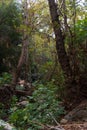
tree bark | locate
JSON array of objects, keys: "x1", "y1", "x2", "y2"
[
  {"x1": 12, "y1": 0, "x2": 29, "y2": 85},
  {"x1": 48, "y1": 0, "x2": 72, "y2": 78}
]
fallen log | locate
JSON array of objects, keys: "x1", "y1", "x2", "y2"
[{"x1": 15, "y1": 89, "x2": 33, "y2": 97}]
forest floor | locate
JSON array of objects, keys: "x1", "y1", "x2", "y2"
[
  {"x1": 0, "y1": 84, "x2": 87, "y2": 130},
  {"x1": 63, "y1": 122, "x2": 87, "y2": 130},
  {"x1": 42, "y1": 121, "x2": 87, "y2": 130},
  {"x1": 42, "y1": 99, "x2": 87, "y2": 130},
  {"x1": 60, "y1": 99, "x2": 87, "y2": 130}
]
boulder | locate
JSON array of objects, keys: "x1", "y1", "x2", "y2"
[{"x1": 0, "y1": 120, "x2": 15, "y2": 130}]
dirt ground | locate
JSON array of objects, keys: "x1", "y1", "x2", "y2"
[
  {"x1": 63, "y1": 122, "x2": 87, "y2": 130},
  {"x1": 61, "y1": 99, "x2": 87, "y2": 130}
]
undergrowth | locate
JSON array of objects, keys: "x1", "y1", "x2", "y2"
[{"x1": 9, "y1": 82, "x2": 65, "y2": 130}]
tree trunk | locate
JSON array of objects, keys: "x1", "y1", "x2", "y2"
[
  {"x1": 13, "y1": 39, "x2": 29, "y2": 84},
  {"x1": 12, "y1": 0, "x2": 29, "y2": 85},
  {"x1": 48, "y1": 0, "x2": 72, "y2": 78}
]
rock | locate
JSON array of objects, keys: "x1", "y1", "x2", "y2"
[
  {"x1": 60, "y1": 119, "x2": 68, "y2": 124},
  {"x1": 0, "y1": 120, "x2": 15, "y2": 130},
  {"x1": 17, "y1": 100, "x2": 29, "y2": 107}
]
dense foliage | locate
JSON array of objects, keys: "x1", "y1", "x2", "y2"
[
  {"x1": 0, "y1": 0, "x2": 87, "y2": 129},
  {"x1": 0, "y1": 1, "x2": 21, "y2": 73},
  {"x1": 9, "y1": 83, "x2": 65, "y2": 130}
]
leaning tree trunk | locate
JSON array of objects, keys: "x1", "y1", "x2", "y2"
[
  {"x1": 48, "y1": 0, "x2": 72, "y2": 78},
  {"x1": 12, "y1": 0, "x2": 29, "y2": 85},
  {"x1": 48, "y1": 0, "x2": 87, "y2": 103}
]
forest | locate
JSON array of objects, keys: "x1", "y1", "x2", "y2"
[{"x1": 0, "y1": 0, "x2": 87, "y2": 130}]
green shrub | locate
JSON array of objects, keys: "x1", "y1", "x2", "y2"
[
  {"x1": 0, "y1": 126, "x2": 5, "y2": 130},
  {"x1": 0, "y1": 103, "x2": 7, "y2": 119},
  {"x1": 0, "y1": 72, "x2": 12, "y2": 86},
  {"x1": 9, "y1": 82, "x2": 65, "y2": 130}
]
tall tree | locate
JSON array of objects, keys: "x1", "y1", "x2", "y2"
[
  {"x1": 13, "y1": 0, "x2": 29, "y2": 85},
  {"x1": 47, "y1": 0, "x2": 72, "y2": 78},
  {"x1": 48, "y1": 0, "x2": 87, "y2": 101},
  {"x1": 0, "y1": 1, "x2": 21, "y2": 73}
]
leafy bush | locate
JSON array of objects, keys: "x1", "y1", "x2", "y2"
[
  {"x1": 0, "y1": 126, "x2": 5, "y2": 130},
  {"x1": 0, "y1": 103, "x2": 7, "y2": 119},
  {"x1": 0, "y1": 72, "x2": 12, "y2": 86},
  {"x1": 31, "y1": 83, "x2": 65, "y2": 121},
  {"x1": 9, "y1": 82, "x2": 65, "y2": 130},
  {"x1": 75, "y1": 18, "x2": 87, "y2": 43}
]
